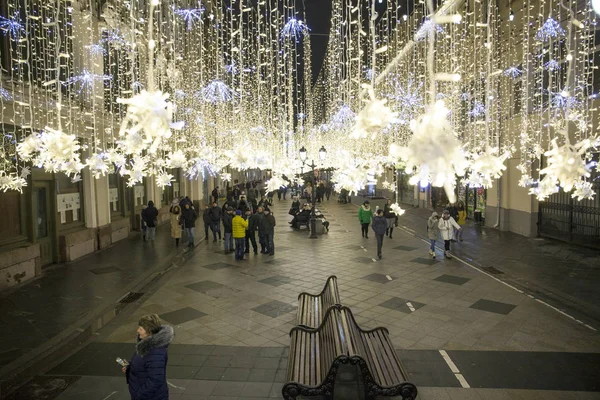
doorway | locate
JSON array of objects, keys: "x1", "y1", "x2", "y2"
[{"x1": 33, "y1": 182, "x2": 56, "y2": 266}]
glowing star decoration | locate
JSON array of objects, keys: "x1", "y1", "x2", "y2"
[
  {"x1": 20, "y1": 166, "x2": 30, "y2": 179},
  {"x1": 390, "y1": 203, "x2": 406, "y2": 217},
  {"x1": 468, "y1": 101, "x2": 486, "y2": 118},
  {"x1": 544, "y1": 59, "x2": 560, "y2": 71},
  {"x1": 394, "y1": 101, "x2": 469, "y2": 203},
  {"x1": 174, "y1": 7, "x2": 204, "y2": 30},
  {"x1": 536, "y1": 17, "x2": 566, "y2": 42},
  {"x1": 226, "y1": 147, "x2": 252, "y2": 170},
  {"x1": 85, "y1": 44, "x2": 106, "y2": 57},
  {"x1": 85, "y1": 152, "x2": 110, "y2": 179},
  {"x1": 352, "y1": 84, "x2": 398, "y2": 139},
  {"x1": 504, "y1": 66, "x2": 523, "y2": 78},
  {"x1": 67, "y1": 70, "x2": 112, "y2": 94},
  {"x1": 529, "y1": 175, "x2": 559, "y2": 200},
  {"x1": 220, "y1": 173, "x2": 232, "y2": 182},
  {"x1": 535, "y1": 136, "x2": 594, "y2": 199},
  {"x1": 280, "y1": 18, "x2": 310, "y2": 42},
  {"x1": 156, "y1": 171, "x2": 174, "y2": 188},
  {"x1": 117, "y1": 90, "x2": 184, "y2": 155},
  {"x1": 330, "y1": 105, "x2": 356, "y2": 128},
  {"x1": 415, "y1": 19, "x2": 444, "y2": 42},
  {"x1": 17, "y1": 127, "x2": 83, "y2": 177},
  {"x1": 465, "y1": 148, "x2": 510, "y2": 188},
  {"x1": 265, "y1": 175, "x2": 288, "y2": 193},
  {"x1": 167, "y1": 150, "x2": 188, "y2": 169},
  {"x1": 199, "y1": 80, "x2": 238, "y2": 104},
  {"x1": 0, "y1": 13, "x2": 25, "y2": 39},
  {"x1": 0, "y1": 87, "x2": 13, "y2": 101},
  {"x1": 572, "y1": 181, "x2": 595, "y2": 201},
  {"x1": 391, "y1": 79, "x2": 424, "y2": 124},
  {"x1": 381, "y1": 180, "x2": 396, "y2": 192}
]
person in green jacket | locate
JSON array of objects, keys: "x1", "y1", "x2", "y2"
[{"x1": 358, "y1": 200, "x2": 373, "y2": 238}]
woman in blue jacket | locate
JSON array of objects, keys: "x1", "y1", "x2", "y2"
[{"x1": 124, "y1": 314, "x2": 173, "y2": 400}]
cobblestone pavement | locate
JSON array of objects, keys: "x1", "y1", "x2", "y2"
[{"x1": 5, "y1": 199, "x2": 600, "y2": 399}]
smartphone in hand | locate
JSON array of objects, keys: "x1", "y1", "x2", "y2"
[{"x1": 116, "y1": 357, "x2": 129, "y2": 367}]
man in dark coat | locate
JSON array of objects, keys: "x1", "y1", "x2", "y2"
[
  {"x1": 181, "y1": 204, "x2": 197, "y2": 247},
  {"x1": 260, "y1": 209, "x2": 276, "y2": 255},
  {"x1": 209, "y1": 202, "x2": 222, "y2": 242},
  {"x1": 289, "y1": 205, "x2": 311, "y2": 229},
  {"x1": 245, "y1": 209, "x2": 259, "y2": 255},
  {"x1": 222, "y1": 207, "x2": 234, "y2": 253},
  {"x1": 211, "y1": 187, "x2": 220, "y2": 204},
  {"x1": 141, "y1": 201, "x2": 159, "y2": 241},
  {"x1": 255, "y1": 206, "x2": 266, "y2": 253},
  {"x1": 125, "y1": 316, "x2": 173, "y2": 400},
  {"x1": 202, "y1": 205, "x2": 212, "y2": 240},
  {"x1": 371, "y1": 209, "x2": 387, "y2": 260}
]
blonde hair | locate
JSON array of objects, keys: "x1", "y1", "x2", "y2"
[{"x1": 138, "y1": 314, "x2": 161, "y2": 334}]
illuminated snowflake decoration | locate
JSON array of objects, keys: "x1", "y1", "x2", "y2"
[
  {"x1": 364, "y1": 68, "x2": 375, "y2": 81},
  {"x1": 85, "y1": 152, "x2": 111, "y2": 179},
  {"x1": 415, "y1": 19, "x2": 444, "y2": 42},
  {"x1": 352, "y1": 84, "x2": 398, "y2": 139},
  {"x1": 156, "y1": 171, "x2": 174, "y2": 188},
  {"x1": 67, "y1": 70, "x2": 112, "y2": 94},
  {"x1": 225, "y1": 63, "x2": 239, "y2": 75},
  {"x1": 504, "y1": 66, "x2": 523, "y2": 79},
  {"x1": 86, "y1": 44, "x2": 107, "y2": 57},
  {"x1": 220, "y1": 173, "x2": 232, "y2": 182},
  {"x1": 132, "y1": 81, "x2": 144, "y2": 93},
  {"x1": 329, "y1": 105, "x2": 356, "y2": 128},
  {"x1": 0, "y1": 13, "x2": 25, "y2": 39},
  {"x1": 0, "y1": 87, "x2": 12, "y2": 101},
  {"x1": 529, "y1": 175, "x2": 559, "y2": 200},
  {"x1": 572, "y1": 181, "x2": 595, "y2": 201},
  {"x1": 101, "y1": 29, "x2": 131, "y2": 49},
  {"x1": 265, "y1": 175, "x2": 289, "y2": 193},
  {"x1": 381, "y1": 180, "x2": 396, "y2": 192},
  {"x1": 174, "y1": 7, "x2": 204, "y2": 30},
  {"x1": 117, "y1": 90, "x2": 184, "y2": 156},
  {"x1": 391, "y1": 100, "x2": 469, "y2": 203},
  {"x1": 167, "y1": 150, "x2": 188, "y2": 169},
  {"x1": 199, "y1": 80, "x2": 238, "y2": 104},
  {"x1": 549, "y1": 91, "x2": 579, "y2": 110},
  {"x1": 534, "y1": 136, "x2": 595, "y2": 200},
  {"x1": 468, "y1": 101, "x2": 486, "y2": 118},
  {"x1": 465, "y1": 147, "x2": 510, "y2": 188},
  {"x1": 544, "y1": 59, "x2": 560, "y2": 71},
  {"x1": 0, "y1": 173, "x2": 27, "y2": 193},
  {"x1": 390, "y1": 203, "x2": 406, "y2": 217},
  {"x1": 391, "y1": 79, "x2": 424, "y2": 125},
  {"x1": 17, "y1": 127, "x2": 83, "y2": 177},
  {"x1": 280, "y1": 18, "x2": 310, "y2": 42},
  {"x1": 536, "y1": 17, "x2": 566, "y2": 42}
]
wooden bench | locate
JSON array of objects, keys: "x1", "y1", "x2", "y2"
[
  {"x1": 283, "y1": 306, "x2": 417, "y2": 400},
  {"x1": 296, "y1": 275, "x2": 341, "y2": 328}
]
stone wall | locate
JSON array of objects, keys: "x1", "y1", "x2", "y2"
[
  {"x1": 0, "y1": 244, "x2": 41, "y2": 290},
  {"x1": 59, "y1": 228, "x2": 97, "y2": 262}
]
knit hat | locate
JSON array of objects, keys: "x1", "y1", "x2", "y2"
[
  {"x1": 236, "y1": 210, "x2": 242, "y2": 215},
  {"x1": 138, "y1": 314, "x2": 161, "y2": 334},
  {"x1": 431, "y1": 212, "x2": 439, "y2": 217}
]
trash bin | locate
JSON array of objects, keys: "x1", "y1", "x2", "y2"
[{"x1": 474, "y1": 210, "x2": 482, "y2": 222}]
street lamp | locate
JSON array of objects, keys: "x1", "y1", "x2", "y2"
[{"x1": 299, "y1": 145, "x2": 327, "y2": 239}]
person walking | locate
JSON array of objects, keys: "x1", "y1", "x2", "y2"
[
  {"x1": 202, "y1": 205, "x2": 212, "y2": 240},
  {"x1": 260, "y1": 208, "x2": 276, "y2": 255},
  {"x1": 255, "y1": 206, "x2": 267, "y2": 253},
  {"x1": 222, "y1": 207, "x2": 234, "y2": 253},
  {"x1": 372, "y1": 209, "x2": 387, "y2": 260},
  {"x1": 209, "y1": 201, "x2": 222, "y2": 242},
  {"x1": 358, "y1": 200, "x2": 373, "y2": 239},
  {"x1": 438, "y1": 209, "x2": 461, "y2": 259},
  {"x1": 170, "y1": 205, "x2": 182, "y2": 247},
  {"x1": 427, "y1": 212, "x2": 440, "y2": 259},
  {"x1": 123, "y1": 314, "x2": 173, "y2": 400},
  {"x1": 142, "y1": 201, "x2": 159, "y2": 241},
  {"x1": 180, "y1": 203, "x2": 197, "y2": 247},
  {"x1": 383, "y1": 199, "x2": 396, "y2": 238},
  {"x1": 447, "y1": 202, "x2": 459, "y2": 241},
  {"x1": 457, "y1": 203, "x2": 467, "y2": 241},
  {"x1": 212, "y1": 186, "x2": 220, "y2": 204},
  {"x1": 232, "y1": 210, "x2": 248, "y2": 261}
]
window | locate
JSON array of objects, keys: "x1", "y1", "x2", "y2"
[
  {"x1": 56, "y1": 173, "x2": 83, "y2": 228},
  {"x1": 108, "y1": 173, "x2": 121, "y2": 217}
]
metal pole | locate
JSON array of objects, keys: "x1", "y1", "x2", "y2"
[{"x1": 310, "y1": 160, "x2": 318, "y2": 239}]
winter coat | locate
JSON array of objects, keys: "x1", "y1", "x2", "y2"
[
  {"x1": 211, "y1": 188, "x2": 219, "y2": 201},
  {"x1": 142, "y1": 204, "x2": 159, "y2": 228},
  {"x1": 383, "y1": 203, "x2": 396, "y2": 219},
  {"x1": 202, "y1": 208, "x2": 211, "y2": 224},
  {"x1": 358, "y1": 205, "x2": 373, "y2": 224},
  {"x1": 371, "y1": 215, "x2": 387, "y2": 235},
  {"x1": 427, "y1": 214, "x2": 439, "y2": 240},
  {"x1": 457, "y1": 210, "x2": 467, "y2": 225},
  {"x1": 248, "y1": 213, "x2": 262, "y2": 232},
  {"x1": 127, "y1": 325, "x2": 173, "y2": 400},
  {"x1": 255, "y1": 213, "x2": 265, "y2": 234},
  {"x1": 291, "y1": 200, "x2": 301, "y2": 213},
  {"x1": 238, "y1": 200, "x2": 250, "y2": 214},
  {"x1": 260, "y1": 214, "x2": 276, "y2": 235},
  {"x1": 181, "y1": 208, "x2": 197, "y2": 228},
  {"x1": 170, "y1": 213, "x2": 182, "y2": 239},
  {"x1": 222, "y1": 213, "x2": 233, "y2": 234},
  {"x1": 448, "y1": 205, "x2": 459, "y2": 221},
  {"x1": 209, "y1": 206, "x2": 222, "y2": 223},
  {"x1": 296, "y1": 209, "x2": 311, "y2": 223},
  {"x1": 438, "y1": 217, "x2": 461, "y2": 241},
  {"x1": 232, "y1": 215, "x2": 248, "y2": 238}
]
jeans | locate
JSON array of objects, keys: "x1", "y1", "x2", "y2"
[
  {"x1": 224, "y1": 232, "x2": 233, "y2": 252},
  {"x1": 185, "y1": 227, "x2": 195, "y2": 245},
  {"x1": 212, "y1": 222, "x2": 221, "y2": 240},
  {"x1": 375, "y1": 234, "x2": 384, "y2": 257},
  {"x1": 264, "y1": 234, "x2": 274, "y2": 254},
  {"x1": 361, "y1": 223, "x2": 370, "y2": 237},
  {"x1": 258, "y1": 234, "x2": 266, "y2": 252},
  {"x1": 444, "y1": 240, "x2": 451, "y2": 252},
  {"x1": 246, "y1": 231, "x2": 257, "y2": 253},
  {"x1": 430, "y1": 239, "x2": 436, "y2": 252},
  {"x1": 145, "y1": 227, "x2": 156, "y2": 241},
  {"x1": 204, "y1": 222, "x2": 212, "y2": 238},
  {"x1": 235, "y1": 238, "x2": 245, "y2": 260}
]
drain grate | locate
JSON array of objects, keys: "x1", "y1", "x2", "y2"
[
  {"x1": 118, "y1": 292, "x2": 145, "y2": 304},
  {"x1": 482, "y1": 266, "x2": 504, "y2": 275}
]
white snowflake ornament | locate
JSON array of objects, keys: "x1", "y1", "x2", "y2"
[{"x1": 352, "y1": 84, "x2": 398, "y2": 139}]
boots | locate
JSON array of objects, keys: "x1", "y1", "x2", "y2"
[
  {"x1": 389, "y1": 228, "x2": 393, "y2": 239},
  {"x1": 385, "y1": 228, "x2": 389, "y2": 237}
]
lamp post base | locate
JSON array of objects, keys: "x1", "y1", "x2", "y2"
[{"x1": 309, "y1": 217, "x2": 318, "y2": 239}]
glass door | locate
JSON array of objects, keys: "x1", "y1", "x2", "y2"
[{"x1": 33, "y1": 182, "x2": 55, "y2": 266}]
